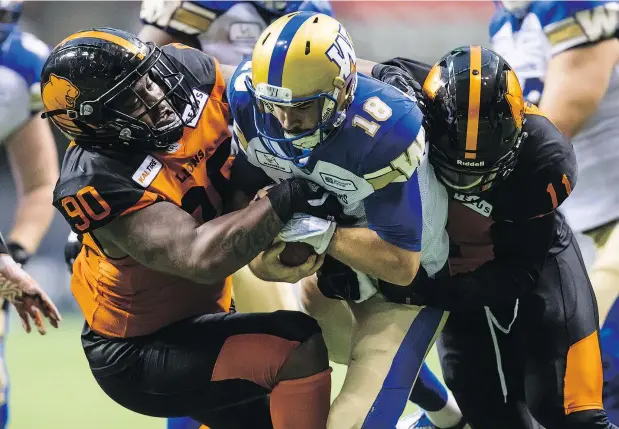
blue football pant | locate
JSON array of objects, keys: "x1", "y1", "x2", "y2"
[{"x1": 299, "y1": 275, "x2": 448, "y2": 429}]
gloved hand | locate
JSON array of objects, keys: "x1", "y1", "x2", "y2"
[
  {"x1": 378, "y1": 265, "x2": 431, "y2": 306},
  {"x1": 278, "y1": 213, "x2": 336, "y2": 254},
  {"x1": 64, "y1": 232, "x2": 83, "y2": 273},
  {"x1": 316, "y1": 255, "x2": 361, "y2": 301}
]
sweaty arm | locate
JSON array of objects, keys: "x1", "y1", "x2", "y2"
[
  {"x1": 414, "y1": 213, "x2": 555, "y2": 311},
  {"x1": 540, "y1": 39, "x2": 619, "y2": 138},
  {"x1": 6, "y1": 114, "x2": 59, "y2": 254},
  {"x1": 94, "y1": 182, "x2": 302, "y2": 285}
]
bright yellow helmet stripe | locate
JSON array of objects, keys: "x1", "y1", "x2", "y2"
[
  {"x1": 57, "y1": 30, "x2": 145, "y2": 60},
  {"x1": 465, "y1": 45, "x2": 482, "y2": 160}
]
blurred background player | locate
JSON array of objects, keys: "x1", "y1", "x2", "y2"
[
  {"x1": 489, "y1": 0, "x2": 619, "y2": 421},
  {"x1": 138, "y1": 0, "x2": 333, "y2": 64},
  {"x1": 230, "y1": 12, "x2": 453, "y2": 429},
  {"x1": 0, "y1": 0, "x2": 58, "y2": 427}
]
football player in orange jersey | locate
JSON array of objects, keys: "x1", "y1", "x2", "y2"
[{"x1": 43, "y1": 28, "x2": 332, "y2": 429}]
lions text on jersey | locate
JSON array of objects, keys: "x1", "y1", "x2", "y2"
[
  {"x1": 140, "y1": 1, "x2": 333, "y2": 65},
  {"x1": 490, "y1": 0, "x2": 619, "y2": 232},
  {"x1": 0, "y1": 30, "x2": 49, "y2": 142}
]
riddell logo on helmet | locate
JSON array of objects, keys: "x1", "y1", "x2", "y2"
[
  {"x1": 457, "y1": 159, "x2": 485, "y2": 167},
  {"x1": 42, "y1": 74, "x2": 80, "y2": 111}
]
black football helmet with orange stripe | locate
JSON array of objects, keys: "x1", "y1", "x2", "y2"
[
  {"x1": 423, "y1": 46, "x2": 526, "y2": 194},
  {"x1": 41, "y1": 27, "x2": 198, "y2": 152}
]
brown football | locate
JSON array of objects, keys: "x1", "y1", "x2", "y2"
[{"x1": 279, "y1": 242, "x2": 316, "y2": 267}]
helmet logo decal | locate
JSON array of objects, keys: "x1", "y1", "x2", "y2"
[
  {"x1": 42, "y1": 74, "x2": 79, "y2": 110},
  {"x1": 325, "y1": 25, "x2": 356, "y2": 80}
]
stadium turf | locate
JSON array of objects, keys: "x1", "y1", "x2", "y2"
[{"x1": 6, "y1": 314, "x2": 437, "y2": 428}]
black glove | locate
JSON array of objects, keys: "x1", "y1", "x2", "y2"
[
  {"x1": 7, "y1": 241, "x2": 31, "y2": 266},
  {"x1": 64, "y1": 232, "x2": 83, "y2": 273},
  {"x1": 316, "y1": 255, "x2": 360, "y2": 301},
  {"x1": 266, "y1": 178, "x2": 325, "y2": 222},
  {"x1": 378, "y1": 265, "x2": 431, "y2": 305},
  {"x1": 372, "y1": 63, "x2": 426, "y2": 115}
]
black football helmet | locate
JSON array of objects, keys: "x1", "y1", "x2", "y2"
[
  {"x1": 423, "y1": 46, "x2": 526, "y2": 194},
  {"x1": 41, "y1": 27, "x2": 198, "y2": 152}
]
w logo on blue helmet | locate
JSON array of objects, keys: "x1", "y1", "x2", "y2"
[{"x1": 326, "y1": 25, "x2": 356, "y2": 80}]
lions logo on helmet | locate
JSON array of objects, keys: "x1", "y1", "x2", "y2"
[
  {"x1": 246, "y1": 11, "x2": 358, "y2": 162},
  {"x1": 41, "y1": 74, "x2": 81, "y2": 134}
]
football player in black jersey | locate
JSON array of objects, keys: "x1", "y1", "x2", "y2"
[{"x1": 366, "y1": 46, "x2": 618, "y2": 429}]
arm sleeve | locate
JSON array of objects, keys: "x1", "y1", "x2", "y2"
[
  {"x1": 362, "y1": 110, "x2": 426, "y2": 251},
  {"x1": 538, "y1": 1, "x2": 619, "y2": 56},
  {"x1": 416, "y1": 213, "x2": 555, "y2": 311}
]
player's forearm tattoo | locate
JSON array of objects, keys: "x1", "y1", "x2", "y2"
[{"x1": 220, "y1": 207, "x2": 282, "y2": 261}]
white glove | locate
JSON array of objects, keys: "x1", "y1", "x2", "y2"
[{"x1": 278, "y1": 213, "x2": 336, "y2": 254}]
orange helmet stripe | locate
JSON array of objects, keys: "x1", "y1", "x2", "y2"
[
  {"x1": 57, "y1": 30, "x2": 145, "y2": 60},
  {"x1": 465, "y1": 45, "x2": 482, "y2": 160}
]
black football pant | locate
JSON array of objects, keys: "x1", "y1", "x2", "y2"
[
  {"x1": 438, "y1": 235, "x2": 618, "y2": 429},
  {"x1": 81, "y1": 310, "x2": 328, "y2": 429}
]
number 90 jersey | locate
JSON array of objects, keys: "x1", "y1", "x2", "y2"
[
  {"x1": 52, "y1": 45, "x2": 233, "y2": 339},
  {"x1": 229, "y1": 60, "x2": 449, "y2": 276}
]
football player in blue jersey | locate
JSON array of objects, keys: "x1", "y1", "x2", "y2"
[
  {"x1": 367, "y1": 45, "x2": 618, "y2": 429},
  {"x1": 139, "y1": 0, "x2": 333, "y2": 65},
  {"x1": 0, "y1": 1, "x2": 60, "y2": 427},
  {"x1": 227, "y1": 12, "x2": 453, "y2": 429},
  {"x1": 489, "y1": 1, "x2": 619, "y2": 422}
]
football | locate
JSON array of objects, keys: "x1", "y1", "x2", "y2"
[{"x1": 279, "y1": 242, "x2": 316, "y2": 267}]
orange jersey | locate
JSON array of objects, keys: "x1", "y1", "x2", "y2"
[{"x1": 53, "y1": 45, "x2": 234, "y2": 338}]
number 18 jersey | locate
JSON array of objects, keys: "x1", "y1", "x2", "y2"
[{"x1": 52, "y1": 45, "x2": 233, "y2": 338}]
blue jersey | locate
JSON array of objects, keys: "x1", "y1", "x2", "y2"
[
  {"x1": 140, "y1": 0, "x2": 332, "y2": 65},
  {"x1": 0, "y1": 29, "x2": 49, "y2": 141},
  {"x1": 229, "y1": 60, "x2": 450, "y2": 275},
  {"x1": 490, "y1": 0, "x2": 619, "y2": 104}
]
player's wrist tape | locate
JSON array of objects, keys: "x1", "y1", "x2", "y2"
[
  {"x1": 278, "y1": 213, "x2": 336, "y2": 254},
  {"x1": 7, "y1": 242, "x2": 31, "y2": 266}
]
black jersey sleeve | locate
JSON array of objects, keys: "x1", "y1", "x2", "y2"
[
  {"x1": 494, "y1": 105, "x2": 577, "y2": 222},
  {"x1": 373, "y1": 57, "x2": 433, "y2": 85},
  {"x1": 53, "y1": 145, "x2": 162, "y2": 234}
]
